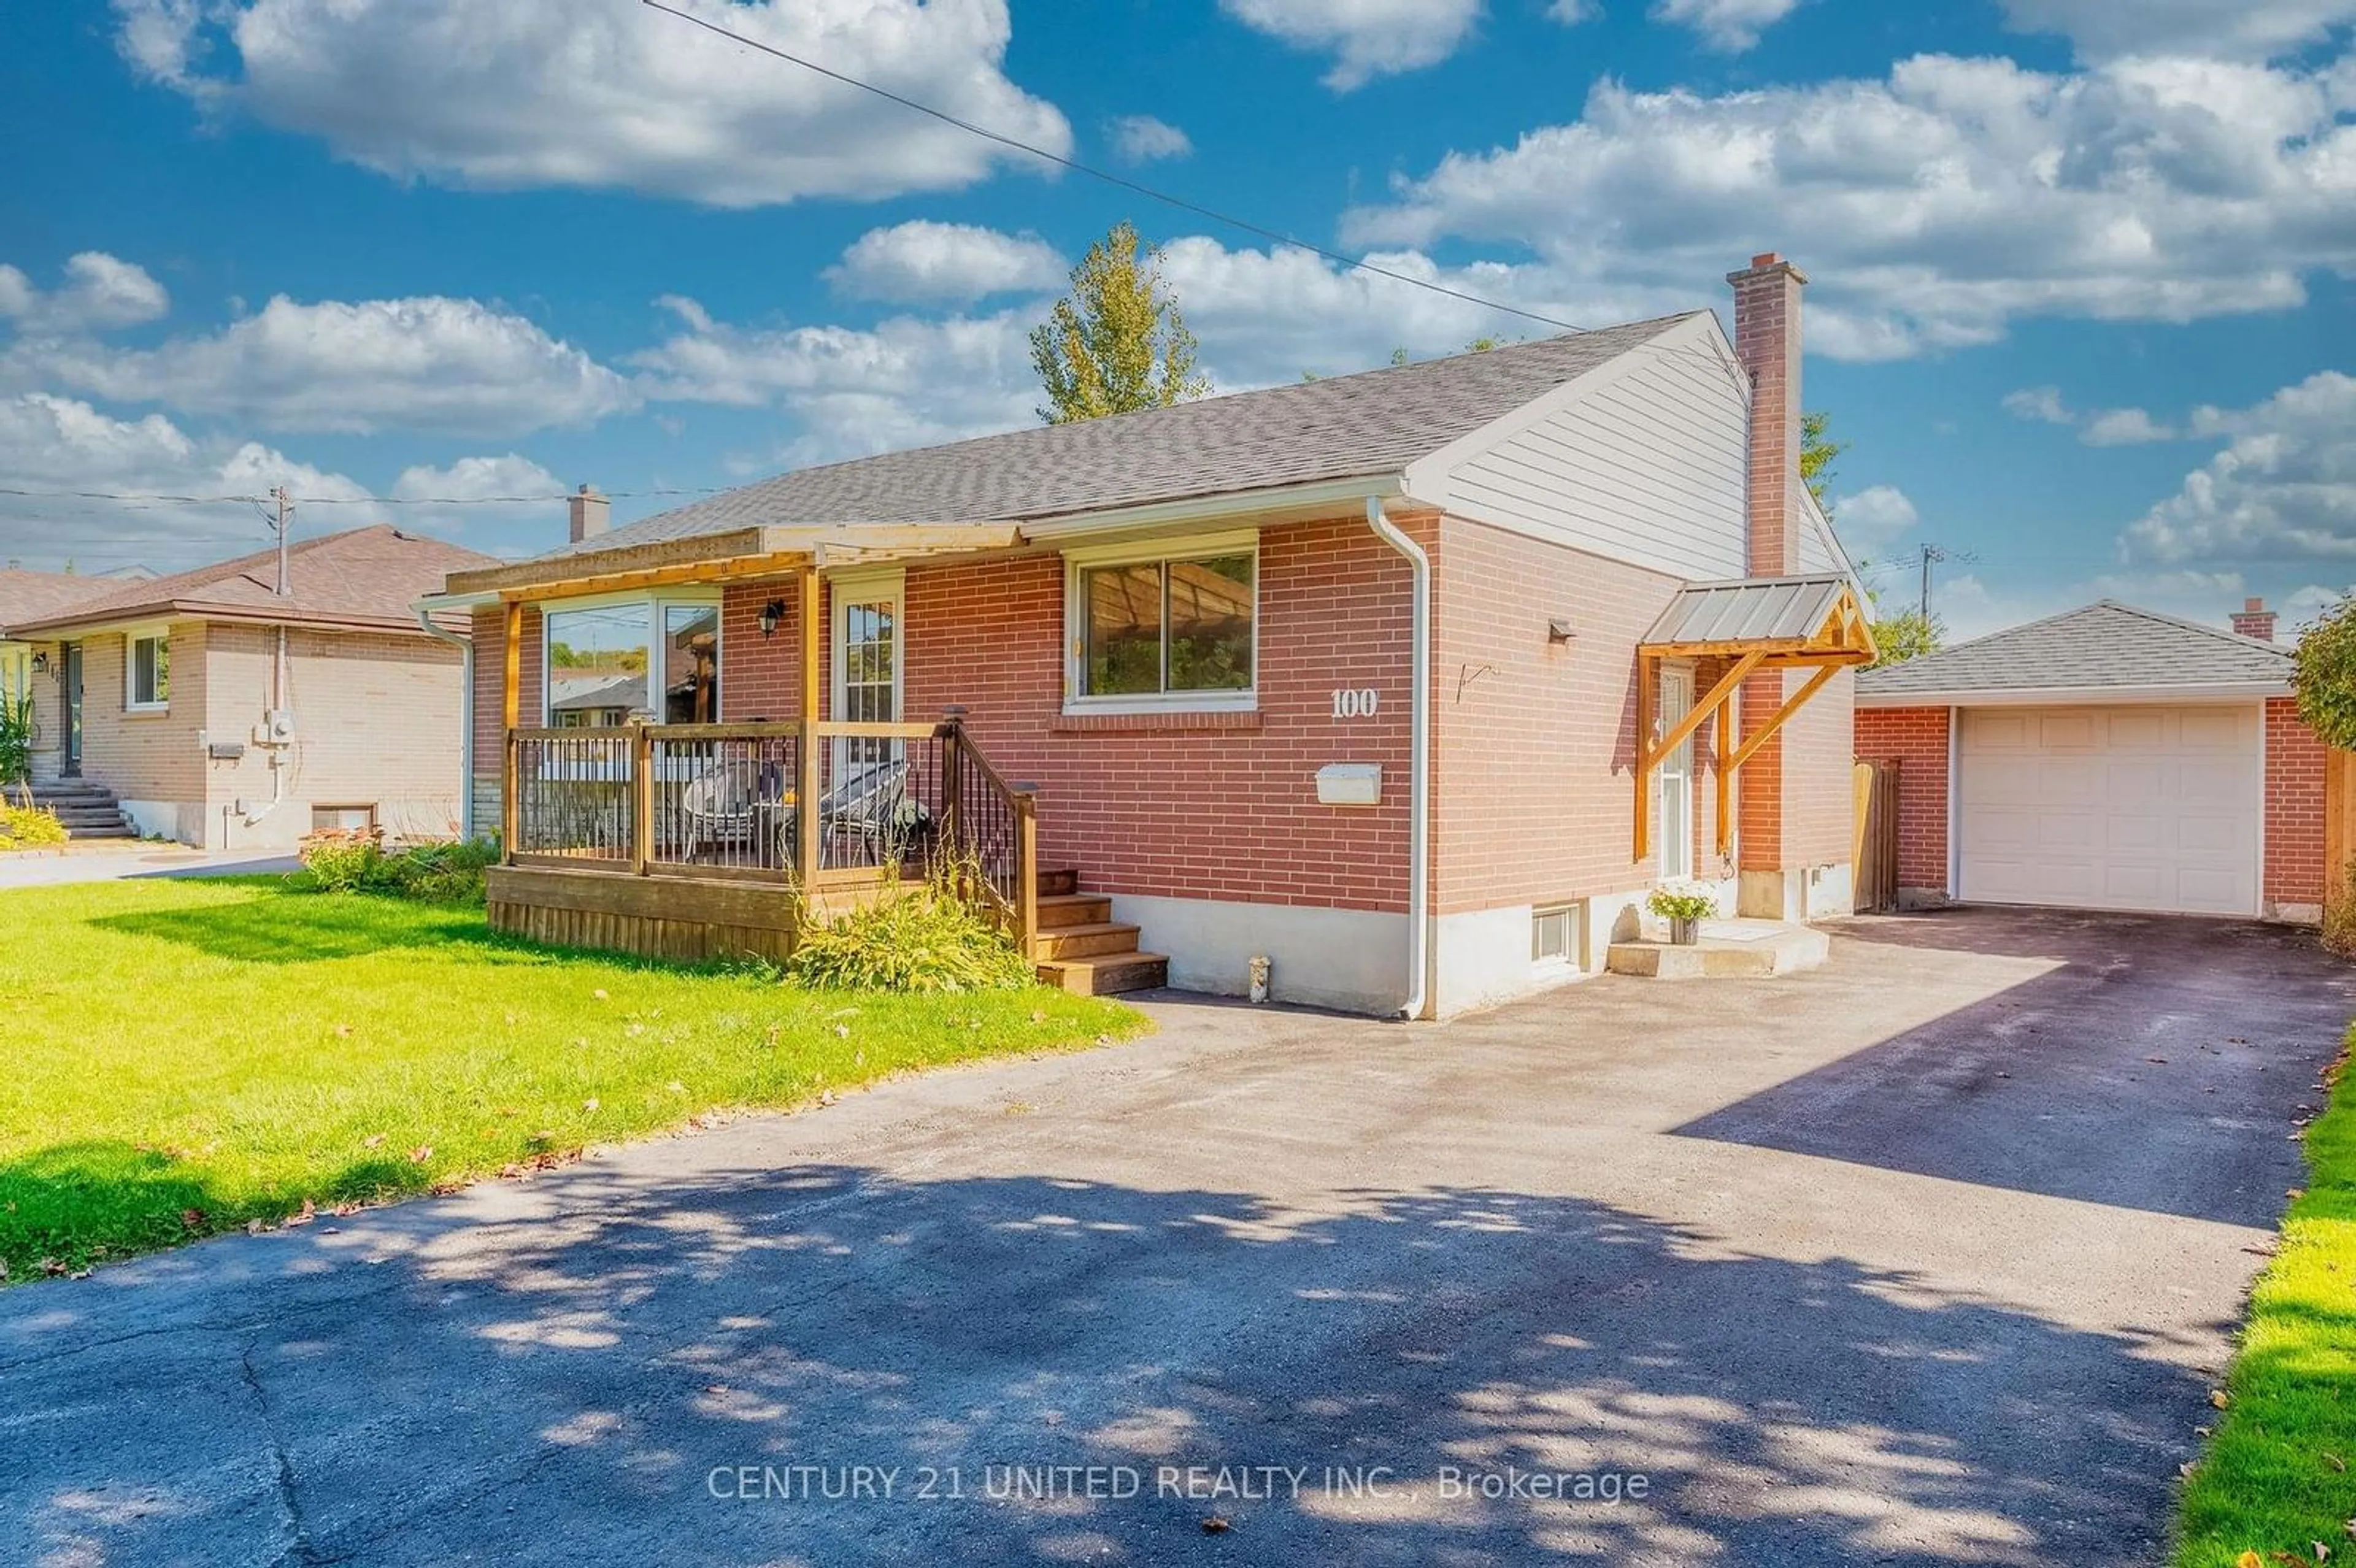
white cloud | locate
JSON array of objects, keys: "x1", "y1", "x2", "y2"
[
  {"x1": 1345, "y1": 53, "x2": 2356, "y2": 359},
  {"x1": 1219, "y1": 0, "x2": 1487, "y2": 90},
  {"x1": 1547, "y1": 0, "x2": 1600, "y2": 22},
  {"x1": 387, "y1": 453, "x2": 565, "y2": 505},
  {"x1": 1108, "y1": 115, "x2": 1193, "y2": 163},
  {"x1": 2003, "y1": 386, "x2": 2073, "y2": 425},
  {"x1": 630, "y1": 298, "x2": 1038, "y2": 465},
  {"x1": 0, "y1": 392, "x2": 371, "y2": 572},
  {"x1": 2004, "y1": 387, "x2": 2182, "y2": 444},
  {"x1": 1831, "y1": 484, "x2": 1919, "y2": 555},
  {"x1": 2122, "y1": 371, "x2": 2356, "y2": 566},
  {"x1": 1651, "y1": 0, "x2": 1802, "y2": 53},
  {"x1": 826, "y1": 222, "x2": 1065, "y2": 306},
  {"x1": 2079, "y1": 407, "x2": 2179, "y2": 446},
  {"x1": 110, "y1": 0, "x2": 1072, "y2": 209},
  {"x1": 0, "y1": 253, "x2": 170, "y2": 333},
  {"x1": 7, "y1": 294, "x2": 636, "y2": 436},
  {"x1": 1998, "y1": 0, "x2": 2356, "y2": 63}
]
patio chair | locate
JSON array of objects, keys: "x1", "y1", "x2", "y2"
[
  {"x1": 679, "y1": 763, "x2": 759, "y2": 863},
  {"x1": 818, "y1": 756, "x2": 930, "y2": 867}
]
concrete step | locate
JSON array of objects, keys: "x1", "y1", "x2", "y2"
[
  {"x1": 64, "y1": 826, "x2": 137, "y2": 840},
  {"x1": 26, "y1": 787, "x2": 115, "y2": 803},
  {"x1": 1036, "y1": 867, "x2": 1079, "y2": 898},
  {"x1": 1605, "y1": 920, "x2": 1830, "y2": 979},
  {"x1": 1031, "y1": 921, "x2": 1144, "y2": 961},
  {"x1": 1036, "y1": 951, "x2": 1169, "y2": 996},
  {"x1": 1034, "y1": 893, "x2": 1113, "y2": 930}
]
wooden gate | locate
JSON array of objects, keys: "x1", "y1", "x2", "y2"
[{"x1": 1852, "y1": 758, "x2": 1901, "y2": 913}]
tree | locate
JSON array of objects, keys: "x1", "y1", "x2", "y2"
[
  {"x1": 1030, "y1": 221, "x2": 1208, "y2": 425},
  {"x1": 1866, "y1": 605, "x2": 1942, "y2": 667},
  {"x1": 2295, "y1": 596, "x2": 2356, "y2": 750},
  {"x1": 1801, "y1": 410, "x2": 1845, "y2": 512}
]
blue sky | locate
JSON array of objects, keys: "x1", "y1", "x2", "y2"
[{"x1": 1, "y1": 0, "x2": 2350, "y2": 639}]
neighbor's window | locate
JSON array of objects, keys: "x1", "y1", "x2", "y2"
[
  {"x1": 128, "y1": 631, "x2": 169, "y2": 709},
  {"x1": 1074, "y1": 545, "x2": 1255, "y2": 704}
]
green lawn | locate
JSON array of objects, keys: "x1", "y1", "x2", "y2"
[
  {"x1": 0, "y1": 877, "x2": 1144, "y2": 1282},
  {"x1": 2176, "y1": 1029, "x2": 2356, "y2": 1567}
]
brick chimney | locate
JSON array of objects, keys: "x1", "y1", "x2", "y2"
[
  {"x1": 2232, "y1": 596, "x2": 2277, "y2": 642},
  {"x1": 1728, "y1": 252, "x2": 1807, "y2": 577},
  {"x1": 568, "y1": 483, "x2": 610, "y2": 545}
]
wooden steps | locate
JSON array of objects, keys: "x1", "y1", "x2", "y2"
[{"x1": 1030, "y1": 868, "x2": 1166, "y2": 996}]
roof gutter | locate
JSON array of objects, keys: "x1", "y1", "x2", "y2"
[
  {"x1": 1856, "y1": 680, "x2": 2292, "y2": 709},
  {"x1": 1365, "y1": 494, "x2": 1430, "y2": 1022}
]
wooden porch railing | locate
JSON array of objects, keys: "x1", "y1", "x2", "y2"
[{"x1": 504, "y1": 711, "x2": 1039, "y2": 945}]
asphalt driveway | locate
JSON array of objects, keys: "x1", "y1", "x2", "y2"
[{"x1": 6, "y1": 909, "x2": 2350, "y2": 1566}]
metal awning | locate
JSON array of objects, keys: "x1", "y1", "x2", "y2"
[{"x1": 1633, "y1": 574, "x2": 1878, "y2": 862}]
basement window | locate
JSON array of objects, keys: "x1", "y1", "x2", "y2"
[
  {"x1": 1531, "y1": 904, "x2": 1579, "y2": 967},
  {"x1": 312, "y1": 804, "x2": 379, "y2": 835}
]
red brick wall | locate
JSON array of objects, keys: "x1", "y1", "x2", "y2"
[
  {"x1": 1782, "y1": 666, "x2": 1857, "y2": 863},
  {"x1": 469, "y1": 604, "x2": 543, "y2": 774},
  {"x1": 2266, "y1": 695, "x2": 2328, "y2": 907},
  {"x1": 1735, "y1": 671, "x2": 1784, "y2": 869},
  {"x1": 1854, "y1": 705, "x2": 1950, "y2": 895},
  {"x1": 1432, "y1": 515, "x2": 1716, "y2": 915}
]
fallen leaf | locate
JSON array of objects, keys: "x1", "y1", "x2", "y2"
[
  {"x1": 583, "y1": 1097, "x2": 599, "y2": 1113},
  {"x1": 834, "y1": 1024, "x2": 850, "y2": 1039},
  {"x1": 39, "y1": 1257, "x2": 64, "y2": 1277},
  {"x1": 180, "y1": 1207, "x2": 207, "y2": 1231},
  {"x1": 332, "y1": 1023, "x2": 353, "y2": 1038},
  {"x1": 407, "y1": 1145, "x2": 433, "y2": 1164},
  {"x1": 2147, "y1": 1056, "x2": 2168, "y2": 1064},
  {"x1": 593, "y1": 988, "x2": 609, "y2": 1001},
  {"x1": 2212, "y1": 1389, "x2": 2233, "y2": 1410},
  {"x1": 331, "y1": 1202, "x2": 360, "y2": 1218},
  {"x1": 361, "y1": 1134, "x2": 385, "y2": 1149},
  {"x1": 245, "y1": 1220, "x2": 266, "y2": 1236},
  {"x1": 2238, "y1": 1553, "x2": 2265, "y2": 1568},
  {"x1": 1201, "y1": 1516, "x2": 1231, "y2": 1535},
  {"x1": 2331, "y1": 1453, "x2": 2348, "y2": 1473}
]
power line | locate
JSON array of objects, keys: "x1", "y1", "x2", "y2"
[
  {"x1": 0, "y1": 484, "x2": 728, "y2": 505},
  {"x1": 636, "y1": 0, "x2": 1601, "y2": 338}
]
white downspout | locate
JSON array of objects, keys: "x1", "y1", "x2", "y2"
[
  {"x1": 1365, "y1": 496, "x2": 1430, "y2": 1021},
  {"x1": 415, "y1": 606, "x2": 475, "y2": 839}
]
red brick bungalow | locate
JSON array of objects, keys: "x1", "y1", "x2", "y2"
[
  {"x1": 426, "y1": 253, "x2": 1875, "y2": 1017},
  {"x1": 1855, "y1": 599, "x2": 2328, "y2": 921}
]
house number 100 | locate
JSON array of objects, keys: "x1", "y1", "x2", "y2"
[{"x1": 1331, "y1": 688, "x2": 1379, "y2": 719}]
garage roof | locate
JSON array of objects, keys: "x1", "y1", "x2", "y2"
[{"x1": 1856, "y1": 600, "x2": 2292, "y2": 706}]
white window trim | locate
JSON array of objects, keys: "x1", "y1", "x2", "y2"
[
  {"x1": 123, "y1": 623, "x2": 171, "y2": 713},
  {"x1": 536, "y1": 588, "x2": 722, "y2": 726},
  {"x1": 826, "y1": 567, "x2": 906, "y2": 725},
  {"x1": 1061, "y1": 529, "x2": 1260, "y2": 716}
]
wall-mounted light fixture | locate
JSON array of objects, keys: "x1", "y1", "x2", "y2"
[
  {"x1": 758, "y1": 599, "x2": 787, "y2": 639},
  {"x1": 1547, "y1": 618, "x2": 1577, "y2": 645},
  {"x1": 30, "y1": 650, "x2": 50, "y2": 674}
]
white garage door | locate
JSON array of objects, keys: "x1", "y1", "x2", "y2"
[{"x1": 1957, "y1": 704, "x2": 2262, "y2": 916}]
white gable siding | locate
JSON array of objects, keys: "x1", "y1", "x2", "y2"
[
  {"x1": 1798, "y1": 491, "x2": 1842, "y2": 574},
  {"x1": 1433, "y1": 340, "x2": 1750, "y2": 582}
]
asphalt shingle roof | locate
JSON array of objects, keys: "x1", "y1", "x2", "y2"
[
  {"x1": 568, "y1": 313, "x2": 1704, "y2": 557},
  {"x1": 0, "y1": 568, "x2": 122, "y2": 636},
  {"x1": 8, "y1": 525, "x2": 502, "y2": 636},
  {"x1": 1857, "y1": 600, "x2": 2292, "y2": 699}
]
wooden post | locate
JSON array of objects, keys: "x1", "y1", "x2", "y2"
[
  {"x1": 2328, "y1": 750, "x2": 2355, "y2": 910},
  {"x1": 1014, "y1": 789, "x2": 1038, "y2": 953},
  {"x1": 501, "y1": 599, "x2": 522, "y2": 864},
  {"x1": 939, "y1": 707, "x2": 964, "y2": 859},
  {"x1": 1715, "y1": 682, "x2": 1734, "y2": 858},
  {"x1": 796, "y1": 566, "x2": 822, "y2": 891},
  {"x1": 631, "y1": 721, "x2": 655, "y2": 875}
]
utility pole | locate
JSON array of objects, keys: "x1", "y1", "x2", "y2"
[
  {"x1": 272, "y1": 485, "x2": 291, "y2": 597},
  {"x1": 1918, "y1": 542, "x2": 1951, "y2": 620}
]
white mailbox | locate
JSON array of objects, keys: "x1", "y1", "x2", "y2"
[{"x1": 1315, "y1": 763, "x2": 1383, "y2": 806}]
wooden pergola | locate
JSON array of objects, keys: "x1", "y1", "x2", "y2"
[{"x1": 1633, "y1": 575, "x2": 1878, "y2": 861}]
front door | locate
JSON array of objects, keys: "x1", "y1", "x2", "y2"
[
  {"x1": 60, "y1": 642, "x2": 83, "y2": 778},
  {"x1": 1658, "y1": 666, "x2": 1693, "y2": 882},
  {"x1": 826, "y1": 573, "x2": 906, "y2": 865}
]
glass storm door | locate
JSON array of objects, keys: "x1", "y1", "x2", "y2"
[
  {"x1": 1658, "y1": 666, "x2": 1693, "y2": 882},
  {"x1": 61, "y1": 643, "x2": 83, "y2": 777},
  {"x1": 828, "y1": 577, "x2": 904, "y2": 864}
]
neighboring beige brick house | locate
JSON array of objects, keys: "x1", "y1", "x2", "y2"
[
  {"x1": 433, "y1": 252, "x2": 1871, "y2": 1017},
  {"x1": 7, "y1": 526, "x2": 499, "y2": 848}
]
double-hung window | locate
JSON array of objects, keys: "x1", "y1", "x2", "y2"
[
  {"x1": 126, "y1": 629, "x2": 169, "y2": 712},
  {"x1": 1065, "y1": 532, "x2": 1257, "y2": 712}
]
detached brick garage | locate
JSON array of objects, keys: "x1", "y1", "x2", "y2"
[{"x1": 1854, "y1": 599, "x2": 2334, "y2": 923}]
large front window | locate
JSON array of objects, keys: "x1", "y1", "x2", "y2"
[
  {"x1": 1069, "y1": 539, "x2": 1255, "y2": 709},
  {"x1": 543, "y1": 596, "x2": 718, "y2": 726}
]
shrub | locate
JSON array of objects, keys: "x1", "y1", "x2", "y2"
[
  {"x1": 0, "y1": 802, "x2": 69, "y2": 848},
  {"x1": 293, "y1": 832, "x2": 498, "y2": 903},
  {"x1": 0, "y1": 693, "x2": 32, "y2": 787},
  {"x1": 2325, "y1": 857, "x2": 2356, "y2": 960},
  {"x1": 296, "y1": 828, "x2": 389, "y2": 893},
  {"x1": 783, "y1": 875, "x2": 1033, "y2": 993}
]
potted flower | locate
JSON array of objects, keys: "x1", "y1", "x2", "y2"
[{"x1": 1647, "y1": 885, "x2": 1717, "y2": 947}]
